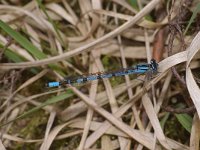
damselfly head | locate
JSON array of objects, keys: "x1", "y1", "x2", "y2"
[{"x1": 150, "y1": 59, "x2": 158, "y2": 72}]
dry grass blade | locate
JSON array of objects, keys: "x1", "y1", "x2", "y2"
[
  {"x1": 0, "y1": 5, "x2": 46, "y2": 29},
  {"x1": 101, "y1": 135, "x2": 114, "y2": 149},
  {"x1": 142, "y1": 94, "x2": 171, "y2": 149},
  {"x1": 1, "y1": 130, "x2": 82, "y2": 144},
  {"x1": 94, "y1": 9, "x2": 165, "y2": 29},
  {"x1": 190, "y1": 113, "x2": 200, "y2": 149},
  {"x1": 114, "y1": 4, "x2": 132, "y2": 148},
  {"x1": 0, "y1": 34, "x2": 34, "y2": 61},
  {"x1": 93, "y1": 51, "x2": 129, "y2": 149},
  {"x1": 1, "y1": 0, "x2": 199, "y2": 149},
  {"x1": 40, "y1": 111, "x2": 56, "y2": 150},
  {"x1": 158, "y1": 51, "x2": 187, "y2": 73},
  {"x1": 69, "y1": 118, "x2": 187, "y2": 149},
  {"x1": 60, "y1": 80, "x2": 141, "y2": 121},
  {"x1": 39, "y1": 119, "x2": 79, "y2": 150},
  {"x1": 0, "y1": 140, "x2": 6, "y2": 150},
  {"x1": 0, "y1": 69, "x2": 48, "y2": 110},
  {"x1": 71, "y1": 87, "x2": 155, "y2": 149},
  {"x1": 46, "y1": 3, "x2": 76, "y2": 25},
  {"x1": 84, "y1": 72, "x2": 168, "y2": 148},
  {"x1": 0, "y1": 0, "x2": 160, "y2": 69},
  {"x1": 78, "y1": 63, "x2": 98, "y2": 150},
  {"x1": 69, "y1": 119, "x2": 130, "y2": 137},
  {"x1": 0, "y1": 89, "x2": 63, "y2": 123},
  {"x1": 186, "y1": 31, "x2": 200, "y2": 117},
  {"x1": 100, "y1": 45, "x2": 148, "y2": 59}
]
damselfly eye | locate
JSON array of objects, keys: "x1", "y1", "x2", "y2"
[
  {"x1": 150, "y1": 59, "x2": 155, "y2": 64},
  {"x1": 150, "y1": 59, "x2": 158, "y2": 71}
]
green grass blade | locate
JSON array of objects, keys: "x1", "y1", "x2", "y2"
[
  {"x1": 4, "y1": 48, "x2": 26, "y2": 63},
  {"x1": 0, "y1": 91, "x2": 73, "y2": 127},
  {"x1": 160, "y1": 112, "x2": 170, "y2": 130},
  {"x1": 0, "y1": 20, "x2": 47, "y2": 59},
  {"x1": 0, "y1": 45, "x2": 38, "y2": 74},
  {"x1": 127, "y1": 0, "x2": 138, "y2": 10},
  {"x1": 184, "y1": 2, "x2": 200, "y2": 35},
  {"x1": 175, "y1": 113, "x2": 192, "y2": 133},
  {"x1": 36, "y1": 0, "x2": 64, "y2": 45},
  {"x1": 127, "y1": 0, "x2": 152, "y2": 21},
  {"x1": 0, "y1": 20, "x2": 66, "y2": 76}
]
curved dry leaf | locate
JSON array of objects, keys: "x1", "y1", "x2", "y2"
[
  {"x1": 186, "y1": 69, "x2": 200, "y2": 117},
  {"x1": 158, "y1": 51, "x2": 187, "y2": 72},
  {"x1": 186, "y1": 31, "x2": 200, "y2": 118},
  {"x1": 186, "y1": 32, "x2": 200, "y2": 66}
]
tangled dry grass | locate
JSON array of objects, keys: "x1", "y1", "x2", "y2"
[{"x1": 0, "y1": 0, "x2": 200, "y2": 149}]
